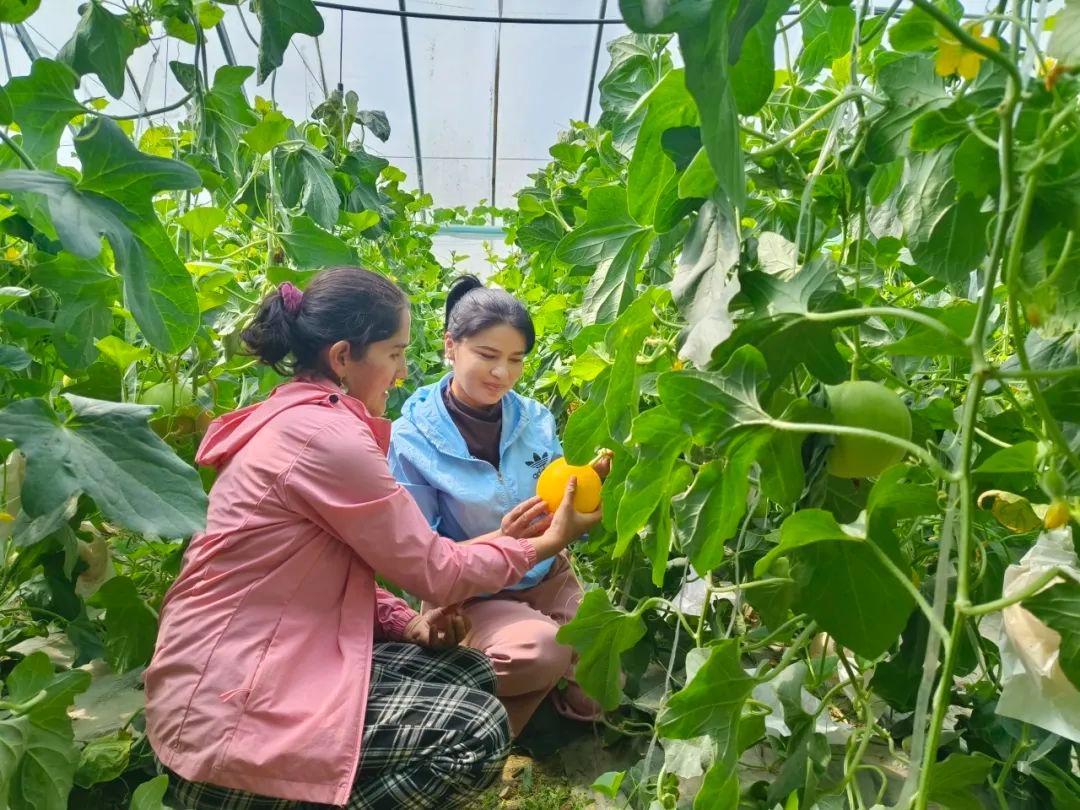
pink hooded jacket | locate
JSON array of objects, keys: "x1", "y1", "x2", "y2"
[{"x1": 143, "y1": 379, "x2": 536, "y2": 805}]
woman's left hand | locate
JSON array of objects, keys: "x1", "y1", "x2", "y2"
[
  {"x1": 500, "y1": 496, "x2": 553, "y2": 539},
  {"x1": 403, "y1": 606, "x2": 470, "y2": 648}
]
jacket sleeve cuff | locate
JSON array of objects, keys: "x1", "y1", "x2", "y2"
[
  {"x1": 375, "y1": 588, "x2": 419, "y2": 640},
  {"x1": 383, "y1": 606, "x2": 419, "y2": 640},
  {"x1": 516, "y1": 537, "x2": 538, "y2": 568}
]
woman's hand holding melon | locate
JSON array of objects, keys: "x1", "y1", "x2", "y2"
[
  {"x1": 499, "y1": 496, "x2": 552, "y2": 539},
  {"x1": 529, "y1": 461, "x2": 603, "y2": 561}
]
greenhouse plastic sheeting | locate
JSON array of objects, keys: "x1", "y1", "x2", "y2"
[
  {"x1": 5, "y1": 0, "x2": 993, "y2": 210},
  {"x1": 5, "y1": 0, "x2": 630, "y2": 210}
]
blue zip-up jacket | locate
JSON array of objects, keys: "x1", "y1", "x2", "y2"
[{"x1": 388, "y1": 374, "x2": 562, "y2": 590}]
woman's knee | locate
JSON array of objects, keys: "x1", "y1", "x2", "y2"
[
  {"x1": 454, "y1": 690, "x2": 510, "y2": 793},
  {"x1": 488, "y1": 620, "x2": 572, "y2": 688}
]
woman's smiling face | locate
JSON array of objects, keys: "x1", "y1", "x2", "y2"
[{"x1": 445, "y1": 323, "x2": 528, "y2": 408}]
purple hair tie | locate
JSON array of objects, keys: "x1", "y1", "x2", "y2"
[{"x1": 279, "y1": 282, "x2": 303, "y2": 316}]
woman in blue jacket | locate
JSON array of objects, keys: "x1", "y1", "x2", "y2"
[{"x1": 389, "y1": 276, "x2": 602, "y2": 736}]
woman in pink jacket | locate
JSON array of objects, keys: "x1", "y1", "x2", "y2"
[{"x1": 143, "y1": 266, "x2": 598, "y2": 809}]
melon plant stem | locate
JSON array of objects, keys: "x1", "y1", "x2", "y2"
[
  {"x1": 909, "y1": 1, "x2": 1023, "y2": 805},
  {"x1": 0, "y1": 130, "x2": 34, "y2": 170},
  {"x1": 752, "y1": 89, "x2": 872, "y2": 159},
  {"x1": 1004, "y1": 174, "x2": 1080, "y2": 473}
]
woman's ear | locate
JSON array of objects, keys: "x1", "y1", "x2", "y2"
[
  {"x1": 327, "y1": 340, "x2": 352, "y2": 379},
  {"x1": 443, "y1": 333, "x2": 455, "y2": 365}
]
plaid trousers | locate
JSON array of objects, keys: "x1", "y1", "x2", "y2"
[{"x1": 160, "y1": 643, "x2": 510, "y2": 810}]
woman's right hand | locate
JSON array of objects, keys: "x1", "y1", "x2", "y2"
[{"x1": 531, "y1": 477, "x2": 602, "y2": 561}]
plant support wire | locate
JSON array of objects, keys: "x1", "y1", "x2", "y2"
[
  {"x1": 397, "y1": 0, "x2": 425, "y2": 195},
  {"x1": 310, "y1": 2, "x2": 982, "y2": 24},
  {"x1": 584, "y1": 0, "x2": 609, "y2": 123},
  {"x1": 490, "y1": 0, "x2": 503, "y2": 214}
]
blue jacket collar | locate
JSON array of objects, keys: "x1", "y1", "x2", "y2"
[{"x1": 406, "y1": 374, "x2": 532, "y2": 461}]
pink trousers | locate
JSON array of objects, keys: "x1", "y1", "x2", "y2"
[{"x1": 441, "y1": 553, "x2": 601, "y2": 737}]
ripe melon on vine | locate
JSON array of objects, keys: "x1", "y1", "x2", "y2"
[
  {"x1": 139, "y1": 381, "x2": 195, "y2": 412},
  {"x1": 139, "y1": 382, "x2": 211, "y2": 440},
  {"x1": 536, "y1": 458, "x2": 602, "y2": 513},
  {"x1": 824, "y1": 381, "x2": 912, "y2": 479}
]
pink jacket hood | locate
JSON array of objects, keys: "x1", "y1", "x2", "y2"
[
  {"x1": 196, "y1": 379, "x2": 390, "y2": 469},
  {"x1": 144, "y1": 379, "x2": 535, "y2": 805}
]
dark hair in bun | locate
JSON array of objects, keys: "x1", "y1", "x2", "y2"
[
  {"x1": 444, "y1": 275, "x2": 535, "y2": 352},
  {"x1": 241, "y1": 266, "x2": 408, "y2": 376}
]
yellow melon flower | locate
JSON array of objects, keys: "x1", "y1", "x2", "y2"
[
  {"x1": 935, "y1": 23, "x2": 999, "y2": 81},
  {"x1": 1039, "y1": 57, "x2": 1067, "y2": 91}
]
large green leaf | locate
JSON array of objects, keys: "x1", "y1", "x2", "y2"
[
  {"x1": 118, "y1": 216, "x2": 202, "y2": 352},
  {"x1": 580, "y1": 229, "x2": 654, "y2": 325},
  {"x1": 866, "y1": 54, "x2": 949, "y2": 163},
  {"x1": 177, "y1": 206, "x2": 226, "y2": 241},
  {"x1": 627, "y1": 69, "x2": 698, "y2": 224},
  {"x1": 31, "y1": 252, "x2": 118, "y2": 371},
  {"x1": 0, "y1": 396, "x2": 207, "y2": 539},
  {"x1": 694, "y1": 755, "x2": 741, "y2": 810},
  {"x1": 0, "y1": 169, "x2": 199, "y2": 352},
  {"x1": 797, "y1": 4, "x2": 854, "y2": 78},
  {"x1": 88, "y1": 577, "x2": 157, "y2": 673},
  {"x1": 599, "y1": 34, "x2": 658, "y2": 115},
  {"x1": 604, "y1": 293, "x2": 658, "y2": 443},
  {"x1": 8, "y1": 708, "x2": 77, "y2": 810},
  {"x1": 186, "y1": 65, "x2": 259, "y2": 183},
  {"x1": 671, "y1": 199, "x2": 741, "y2": 368},
  {"x1": 242, "y1": 110, "x2": 292, "y2": 155},
  {"x1": 926, "y1": 753, "x2": 995, "y2": 810},
  {"x1": 679, "y1": 5, "x2": 745, "y2": 208},
  {"x1": 616, "y1": 407, "x2": 692, "y2": 555},
  {"x1": 755, "y1": 509, "x2": 915, "y2": 658},
  {"x1": 888, "y1": 6, "x2": 938, "y2": 52},
  {"x1": 0, "y1": 171, "x2": 121, "y2": 257},
  {"x1": 898, "y1": 148, "x2": 989, "y2": 284},
  {"x1": 674, "y1": 431, "x2": 770, "y2": 575},
  {"x1": 76, "y1": 117, "x2": 201, "y2": 216},
  {"x1": 659, "y1": 345, "x2": 772, "y2": 446},
  {"x1": 555, "y1": 185, "x2": 648, "y2": 267},
  {"x1": 57, "y1": 1, "x2": 136, "y2": 99},
  {"x1": 253, "y1": 0, "x2": 325, "y2": 84},
  {"x1": 709, "y1": 260, "x2": 853, "y2": 389},
  {"x1": 1023, "y1": 579, "x2": 1080, "y2": 691},
  {"x1": 8, "y1": 709, "x2": 78, "y2": 810},
  {"x1": 280, "y1": 216, "x2": 356, "y2": 270},
  {"x1": 0, "y1": 715, "x2": 30, "y2": 802},
  {"x1": 4, "y1": 653, "x2": 90, "y2": 810},
  {"x1": 2, "y1": 60, "x2": 84, "y2": 169},
  {"x1": 658, "y1": 640, "x2": 755, "y2": 738},
  {"x1": 729, "y1": 0, "x2": 792, "y2": 115},
  {"x1": 52, "y1": 298, "x2": 112, "y2": 371},
  {"x1": 6, "y1": 654, "x2": 91, "y2": 713},
  {"x1": 759, "y1": 397, "x2": 817, "y2": 506},
  {"x1": 0, "y1": 345, "x2": 31, "y2": 371},
  {"x1": 278, "y1": 146, "x2": 340, "y2": 230},
  {"x1": 659, "y1": 640, "x2": 753, "y2": 810},
  {"x1": 556, "y1": 589, "x2": 646, "y2": 710}
]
